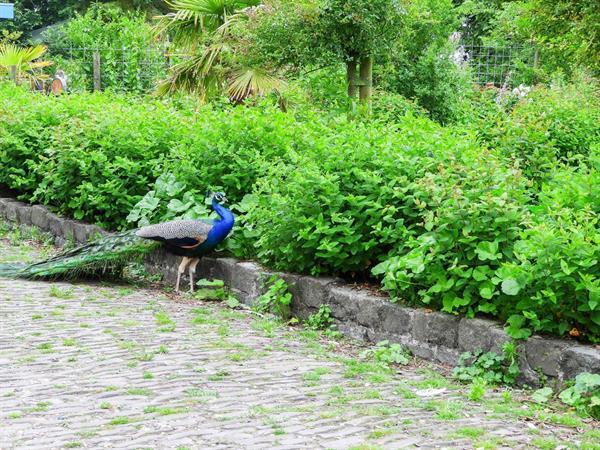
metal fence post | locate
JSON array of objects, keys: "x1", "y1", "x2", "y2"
[
  {"x1": 9, "y1": 65, "x2": 17, "y2": 85},
  {"x1": 93, "y1": 51, "x2": 101, "y2": 91}
]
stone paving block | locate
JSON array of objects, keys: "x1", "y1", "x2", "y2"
[{"x1": 2, "y1": 198, "x2": 600, "y2": 392}]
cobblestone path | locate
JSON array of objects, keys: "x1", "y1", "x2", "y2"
[{"x1": 0, "y1": 227, "x2": 598, "y2": 450}]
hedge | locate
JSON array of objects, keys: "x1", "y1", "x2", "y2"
[{"x1": 0, "y1": 83, "x2": 598, "y2": 342}]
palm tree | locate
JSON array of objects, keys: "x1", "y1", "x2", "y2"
[
  {"x1": 154, "y1": 0, "x2": 284, "y2": 101},
  {"x1": 0, "y1": 44, "x2": 52, "y2": 85}
]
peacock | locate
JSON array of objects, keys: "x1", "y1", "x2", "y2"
[{"x1": 0, "y1": 192, "x2": 234, "y2": 293}]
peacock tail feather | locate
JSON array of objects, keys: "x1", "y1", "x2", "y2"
[{"x1": 0, "y1": 230, "x2": 160, "y2": 280}]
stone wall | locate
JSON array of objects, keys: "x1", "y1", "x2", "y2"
[{"x1": 1, "y1": 196, "x2": 599, "y2": 387}]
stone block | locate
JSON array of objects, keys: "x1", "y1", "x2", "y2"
[
  {"x1": 355, "y1": 295, "x2": 387, "y2": 328},
  {"x1": 30, "y1": 205, "x2": 49, "y2": 230},
  {"x1": 61, "y1": 220, "x2": 77, "y2": 241},
  {"x1": 212, "y1": 258, "x2": 238, "y2": 286},
  {"x1": 405, "y1": 340, "x2": 435, "y2": 361},
  {"x1": 231, "y1": 261, "x2": 263, "y2": 302},
  {"x1": 488, "y1": 325, "x2": 513, "y2": 354},
  {"x1": 16, "y1": 204, "x2": 31, "y2": 225},
  {"x1": 47, "y1": 213, "x2": 63, "y2": 237},
  {"x1": 336, "y1": 321, "x2": 368, "y2": 341},
  {"x1": 73, "y1": 223, "x2": 89, "y2": 244},
  {"x1": 516, "y1": 344, "x2": 540, "y2": 387},
  {"x1": 524, "y1": 336, "x2": 569, "y2": 378},
  {"x1": 560, "y1": 345, "x2": 600, "y2": 380},
  {"x1": 87, "y1": 225, "x2": 107, "y2": 240},
  {"x1": 457, "y1": 318, "x2": 496, "y2": 353},
  {"x1": 435, "y1": 347, "x2": 462, "y2": 366},
  {"x1": 4, "y1": 201, "x2": 18, "y2": 221},
  {"x1": 328, "y1": 286, "x2": 362, "y2": 322},
  {"x1": 0, "y1": 197, "x2": 11, "y2": 218},
  {"x1": 294, "y1": 276, "x2": 339, "y2": 309},
  {"x1": 379, "y1": 302, "x2": 414, "y2": 336},
  {"x1": 412, "y1": 310, "x2": 460, "y2": 349}
]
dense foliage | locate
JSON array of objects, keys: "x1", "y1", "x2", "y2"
[{"x1": 1, "y1": 81, "x2": 598, "y2": 342}]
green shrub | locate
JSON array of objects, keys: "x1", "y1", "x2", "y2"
[
  {"x1": 453, "y1": 342, "x2": 520, "y2": 385},
  {"x1": 500, "y1": 161, "x2": 600, "y2": 339},
  {"x1": 473, "y1": 76, "x2": 600, "y2": 182},
  {"x1": 385, "y1": 41, "x2": 475, "y2": 124},
  {"x1": 162, "y1": 103, "x2": 305, "y2": 205},
  {"x1": 243, "y1": 114, "x2": 478, "y2": 275},
  {"x1": 305, "y1": 305, "x2": 335, "y2": 331},
  {"x1": 0, "y1": 85, "x2": 186, "y2": 228},
  {"x1": 253, "y1": 276, "x2": 293, "y2": 320},
  {"x1": 559, "y1": 373, "x2": 600, "y2": 419}
]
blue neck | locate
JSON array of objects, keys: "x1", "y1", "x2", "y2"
[{"x1": 212, "y1": 199, "x2": 234, "y2": 225}]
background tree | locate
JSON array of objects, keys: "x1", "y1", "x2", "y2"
[
  {"x1": 318, "y1": 0, "x2": 405, "y2": 109},
  {"x1": 243, "y1": 0, "x2": 405, "y2": 111}
]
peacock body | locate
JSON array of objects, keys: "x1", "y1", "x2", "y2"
[{"x1": 0, "y1": 193, "x2": 234, "y2": 292}]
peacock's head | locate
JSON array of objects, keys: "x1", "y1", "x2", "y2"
[{"x1": 210, "y1": 191, "x2": 227, "y2": 204}]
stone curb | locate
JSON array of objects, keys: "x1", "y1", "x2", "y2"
[{"x1": 1, "y1": 197, "x2": 598, "y2": 387}]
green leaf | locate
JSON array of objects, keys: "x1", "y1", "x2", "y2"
[
  {"x1": 532, "y1": 387, "x2": 553, "y2": 404},
  {"x1": 479, "y1": 281, "x2": 495, "y2": 299},
  {"x1": 501, "y1": 278, "x2": 520, "y2": 296},
  {"x1": 504, "y1": 314, "x2": 531, "y2": 340},
  {"x1": 475, "y1": 241, "x2": 500, "y2": 261},
  {"x1": 472, "y1": 265, "x2": 490, "y2": 282}
]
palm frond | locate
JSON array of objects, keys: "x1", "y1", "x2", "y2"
[
  {"x1": 0, "y1": 43, "x2": 51, "y2": 83},
  {"x1": 227, "y1": 67, "x2": 286, "y2": 102},
  {"x1": 156, "y1": 46, "x2": 226, "y2": 99},
  {"x1": 155, "y1": 0, "x2": 261, "y2": 44}
]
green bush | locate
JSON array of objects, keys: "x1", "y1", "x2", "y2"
[
  {"x1": 385, "y1": 42, "x2": 475, "y2": 124},
  {"x1": 559, "y1": 372, "x2": 600, "y2": 419},
  {"x1": 243, "y1": 114, "x2": 476, "y2": 275},
  {"x1": 472, "y1": 75, "x2": 600, "y2": 183},
  {"x1": 0, "y1": 85, "x2": 185, "y2": 228}
]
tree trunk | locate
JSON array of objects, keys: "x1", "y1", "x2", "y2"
[
  {"x1": 358, "y1": 55, "x2": 373, "y2": 113},
  {"x1": 346, "y1": 58, "x2": 358, "y2": 99}
]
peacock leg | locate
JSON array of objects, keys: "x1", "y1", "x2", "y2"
[
  {"x1": 175, "y1": 257, "x2": 191, "y2": 293},
  {"x1": 188, "y1": 258, "x2": 200, "y2": 293}
]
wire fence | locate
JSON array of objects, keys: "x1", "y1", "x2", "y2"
[
  {"x1": 2, "y1": 43, "x2": 537, "y2": 94},
  {"x1": 458, "y1": 43, "x2": 538, "y2": 87},
  {"x1": 47, "y1": 46, "x2": 170, "y2": 93}
]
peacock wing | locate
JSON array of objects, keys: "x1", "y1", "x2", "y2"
[{"x1": 136, "y1": 219, "x2": 213, "y2": 249}]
